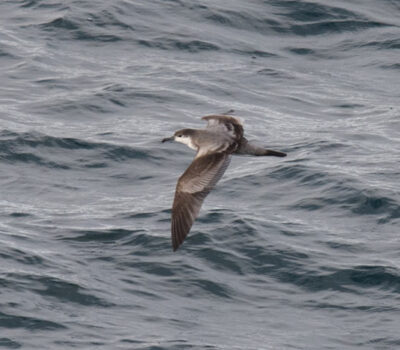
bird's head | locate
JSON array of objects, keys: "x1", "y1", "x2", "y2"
[{"x1": 162, "y1": 129, "x2": 196, "y2": 149}]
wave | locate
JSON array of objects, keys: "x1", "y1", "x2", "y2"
[
  {"x1": 286, "y1": 265, "x2": 400, "y2": 294},
  {"x1": 0, "y1": 310, "x2": 66, "y2": 331},
  {"x1": 137, "y1": 38, "x2": 220, "y2": 52},
  {"x1": 201, "y1": 2, "x2": 389, "y2": 36},
  {"x1": 4, "y1": 272, "x2": 113, "y2": 307},
  {"x1": 265, "y1": 160, "x2": 400, "y2": 223},
  {"x1": 0, "y1": 130, "x2": 160, "y2": 169}
]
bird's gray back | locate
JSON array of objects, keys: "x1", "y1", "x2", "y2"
[{"x1": 193, "y1": 129, "x2": 234, "y2": 157}]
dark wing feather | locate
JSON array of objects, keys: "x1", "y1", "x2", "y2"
[
  {"x1": 202, "y1": 115, "x2": 243, "y2": 138},
  {"x1": 171, "y1": 152, "x2": 231, "y2": 251},
  {"x1": 201, "y1": 115, "x2": 244, "y2": 152}
]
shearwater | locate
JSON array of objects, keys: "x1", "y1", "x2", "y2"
[{"x1": 162, "y1": 114, "x2": 286, "y2": 251}]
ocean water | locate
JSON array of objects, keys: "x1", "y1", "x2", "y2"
[{"x1": 1, "y1": 0, "x2": 400, "y2": 349}]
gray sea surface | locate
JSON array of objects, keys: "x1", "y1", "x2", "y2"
[{"x1": 1, "y1": 0, "x2": 400, "y2": 349}]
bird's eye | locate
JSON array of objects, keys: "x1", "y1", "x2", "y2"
[{"x1": 177, "y1": 135, "x2": 182, "y2": 137}]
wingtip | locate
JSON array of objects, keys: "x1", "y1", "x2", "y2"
[{"x1": 171, "y1": 234, "x2": 181, "y2": 252}]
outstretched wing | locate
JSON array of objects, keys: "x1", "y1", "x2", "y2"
[
  {"x1": 202, "y1": 115, "x2": 244, "y2": 141},
  {"x1": 171, "y1": 152, "x2": 231, "y2": 251}
]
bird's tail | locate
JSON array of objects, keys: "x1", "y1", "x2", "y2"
[
  {"x1": 235, "y1": 138, "x2": 286, "y2": 157},
  {"x1": 262, "y1": 149, "x2": 287, "y2": 157}
]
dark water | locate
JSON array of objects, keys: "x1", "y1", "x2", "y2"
[{"x1": 1, "y1": 0, "x2": 400, "y2": 349}]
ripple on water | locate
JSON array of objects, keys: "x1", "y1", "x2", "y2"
[
  {"x1": 283, "y1": 265, "x2": 400, "y2": 294},
  {"x1": 267, "y1": 160, "x2": 400, "y2": 223},
  {"x1": 38, "y1": 15, "x2": 124, "y2": 42},
  {"x1": 0, "y1": 338, "x2": 21, "y2": 349},
  {"x1": 0, "y1": 311, "x2": 66, "y2": 331},
  {"x1": 64, "y1": 228, "x2": 139, "y2": 243},
  {"x1": 137, "y1": 38, "x2": 220, "y2": 53},
  {"x1": 6, "y1": 273, "x2": 113, "y2": 307},
  {"x1": 0, "y1": 130, "x2": 160, "y2": 172}
]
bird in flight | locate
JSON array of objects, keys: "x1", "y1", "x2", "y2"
[{"x1": 162, "y1": 114, "x2": 286, "y2": 251}]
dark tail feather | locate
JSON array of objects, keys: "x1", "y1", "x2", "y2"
[
  {"x1": 235, "y1": 138, "x2": 286, "y2": 157},
  {"x1": 263, "y1": 149, "x2": 286, "y2": 157}
]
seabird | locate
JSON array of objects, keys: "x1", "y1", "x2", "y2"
[{"x1": 162, "y1": 114, "x2": 286, "y2": 251}]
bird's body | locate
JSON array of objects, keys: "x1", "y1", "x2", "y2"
[{"x1": 162, "y1": 114, "x2": 286, "y2": 251}]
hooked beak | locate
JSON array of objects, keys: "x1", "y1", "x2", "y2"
[{"x1": 161, "y1": 136, "x2": 174, "y2": 143}]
